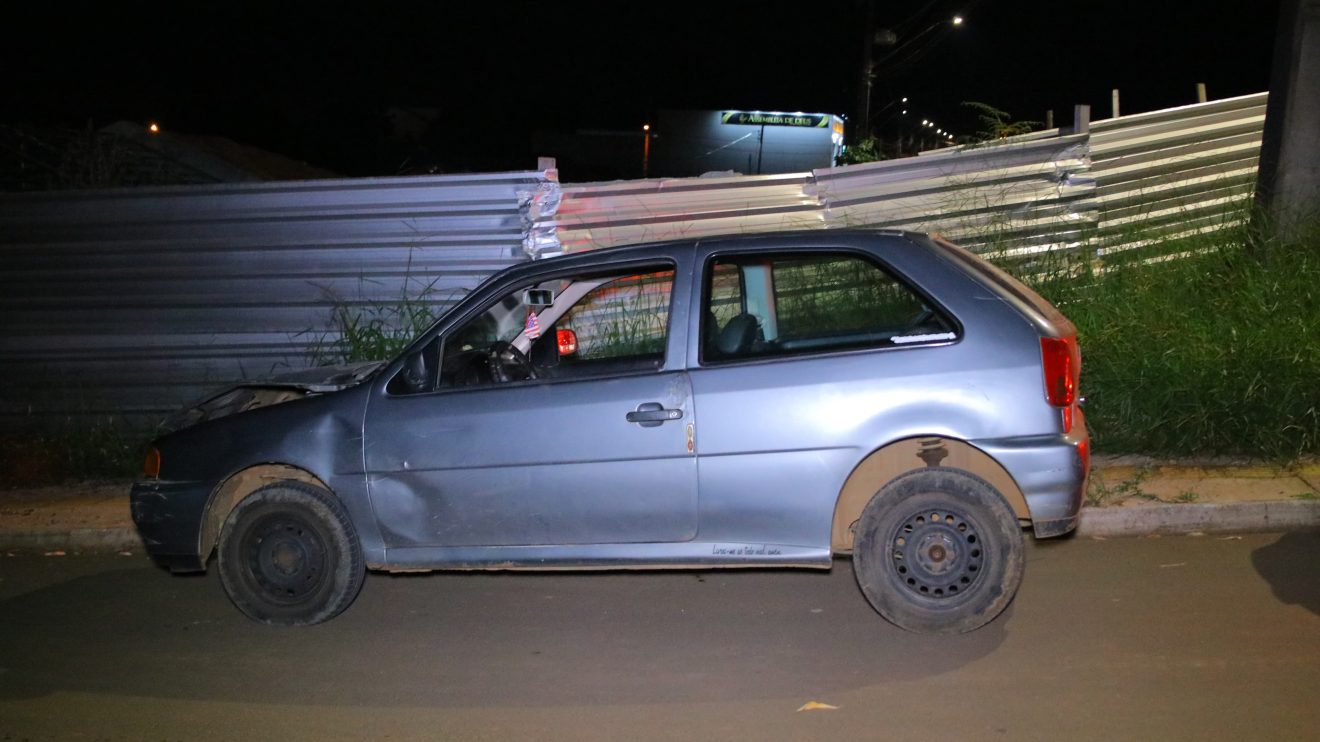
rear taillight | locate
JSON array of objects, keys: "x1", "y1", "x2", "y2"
[{"x1": 1040, "y1": 335, "x2": 1080, "y2": 407}]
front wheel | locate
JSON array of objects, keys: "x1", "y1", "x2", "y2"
[
  {"x1": 853, "y1": 467, "x2": 1025, "y2": 634},
  {"x1": 217, "y1": 481, "x2": 365, "y2": 626}
]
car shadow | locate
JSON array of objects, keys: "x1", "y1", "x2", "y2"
[
  {"x1": 0, "y1": 558, "x2": 1007, "y2": 707},
  {"x1": 1250, "y1": 531, "x2": 1320, "y2": 616}
]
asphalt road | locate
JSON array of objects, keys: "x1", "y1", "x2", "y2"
[{"x1": 1, "y1": 532, "x2": 1317, "y2": 741}]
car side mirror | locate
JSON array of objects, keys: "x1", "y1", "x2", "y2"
[
  {"x1": 403, "y1": 350, "x2": 429, "y2": 391},
  {"x1": 389, "y1": 337, "x2": 439, "y2": 395}
]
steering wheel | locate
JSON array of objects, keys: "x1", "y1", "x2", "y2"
[{"x1": 486, "y1": 341, "x2": 538, "y2": 383}]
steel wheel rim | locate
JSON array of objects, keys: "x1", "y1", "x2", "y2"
[
  {"x1": 888, "y1": 505, "x2": 985, "y2": 600},
  {"x1": 241, "y1": 514, "x2": 328, "y2": 605}
]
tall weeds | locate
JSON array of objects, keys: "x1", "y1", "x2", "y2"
[
  {"x1": 1024, "y1": 216, "x2": 1320, "y2": 459},
  {"x1": 306, "y1": 274, "x2": 446, "y2": 366}
]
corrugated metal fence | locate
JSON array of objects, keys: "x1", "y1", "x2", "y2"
[
  {"x1": 0, "y1": 172, "x2": 555, "y2": 428},
  {"x1": 541, "y1": 93, "x2": 1266, "y2": 265},
  {"x1": 0, "y1": 93, "x2": 1265, "y2": 431},
  {"x1": 1089, "y1": 94, "x2": 1266, "y2": 254},
  {"x1": 543, "y1": 133, "x2": 1097, "y2": 264}
]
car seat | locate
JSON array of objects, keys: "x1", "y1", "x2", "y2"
[{"x1": 716, "y1": 313, "x2": 762, "y2": 357}]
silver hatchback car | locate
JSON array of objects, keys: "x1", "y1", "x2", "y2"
[{"x1": 131, "y1": 230, "x2": 1089, "y2": 633}]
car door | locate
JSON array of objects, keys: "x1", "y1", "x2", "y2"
[{"x1": 362, "y1": 258, "x2": 697, "y2": 548}]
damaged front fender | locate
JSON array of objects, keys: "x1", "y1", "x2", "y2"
[{"x1": 162, "y1": 361, "x2": 385, "y2": 433}]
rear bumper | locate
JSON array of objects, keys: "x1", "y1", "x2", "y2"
[
  {"x1": 1030, "y1": 513, "x2": 1081, "y2": 538},
  {"x1": 130, "y1": 479, "x2": 212, "y2": 573},
  {"x1": 975, "y1": 417, "x2": 1089, "y2": 539}
]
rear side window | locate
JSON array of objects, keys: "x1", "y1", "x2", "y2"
[{"x1": 702, "y1": 252, "x2": 956, "y2": 362}]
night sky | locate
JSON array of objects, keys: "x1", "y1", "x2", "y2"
[{"x1": 3, "y1": 1, "x2": 1280, "y2": 177}]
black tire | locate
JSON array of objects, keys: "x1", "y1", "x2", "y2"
[
  {"x1": 853, "y1": 467, "x2": 1024, "y2": 634},
  {"x1": 217, "y1": 481, "x2": 365, "y2": 626}
]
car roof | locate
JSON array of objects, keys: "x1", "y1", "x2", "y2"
[{"x1": 527, "y1": 228, "x2": 922, "y2": 271}]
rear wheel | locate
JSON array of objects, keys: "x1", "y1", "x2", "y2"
[
  {"x1": 853, "y1": 467, "x2": 1024, "y2": 634},
  {"x1": 217, "y1": 481, "x2": 365, "y2": 626}
]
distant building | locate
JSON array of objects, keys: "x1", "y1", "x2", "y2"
[
  {"x1": 533, "y1": 109, "x2": 846, "y2": 183},
  {"x1": 652, "y1": 109, "x2": 845, "y2": 177}
]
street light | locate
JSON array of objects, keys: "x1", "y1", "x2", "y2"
[
  {"x1": 856, "y1": 7, "x2": 965, "y2": 140},
  {"x1": 872, "y1": 15, "x2": 966, "y2": 74},
  {"x1": 871, "y1": 96, "x2": 911, "y2": 122}
]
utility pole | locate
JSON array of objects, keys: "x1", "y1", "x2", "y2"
[
  {"x1": 852, "y1": 0, "x2": 876, "y2": 144},
  {"x1": 1254, "y1": 0, "x2": 1320, "y2": 242},
  {"x1": 756, "y1": 124, "x2": 765, "y2": 175}
]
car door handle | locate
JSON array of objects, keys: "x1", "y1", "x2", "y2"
[{"x1": 626, "y1": 402, "x2": 683, "y2": 427}]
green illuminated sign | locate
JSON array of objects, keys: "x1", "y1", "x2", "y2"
[{"x1": 720, "y1": 111, "x2": 831, "y2": 128}]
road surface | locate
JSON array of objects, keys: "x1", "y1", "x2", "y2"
[{"x1": 1, "y1": 532, "x2": 1317, "y2": 740}]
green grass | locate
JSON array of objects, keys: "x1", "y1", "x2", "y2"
[
  {"x1": 307, "y1": 299, "x2": 438, "y2": 366},
  {"x1": 1085, "y1": 467, "x2": 1154, "y2": 507},
  {"x1": 0, "y1": 418, "x2": 148, "y2": 486},
  {"x1": 1020, "y1": 214, "x2": 1320, "y2": 459}
]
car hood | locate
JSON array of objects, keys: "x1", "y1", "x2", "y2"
[
  {"x1": 247, "y1": 360, "x2": 387, "y2": 393},
  {"x1": 161, "y1": 361, "x2": 386, "y2": 433}
]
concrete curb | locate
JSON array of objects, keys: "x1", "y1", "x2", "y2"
[
  {"x1": 0, "y1": 528, "x2": 144, "y2": 553},
  {"x1": 1, "y1": 500, "x2": 1317, "y2": 553},
  {"x1": 1077, "y1": 500, "x2": 1320, "y2": 537}
]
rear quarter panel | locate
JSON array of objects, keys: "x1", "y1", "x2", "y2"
[{"x1": 687, "y1": 234, "x2": 1057, "y2": 549}]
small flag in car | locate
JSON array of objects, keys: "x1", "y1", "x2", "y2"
[{"x1": 525, "y1": 310, "x2": 542, "y2": 339}]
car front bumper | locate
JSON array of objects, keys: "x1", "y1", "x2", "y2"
[{"x1": 129, "y1": 478, "x2": 214, "y2": 573}]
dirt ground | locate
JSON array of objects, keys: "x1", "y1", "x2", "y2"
[{"x1": 0, "y1": 480, "x2": 133, "y2": 533}]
